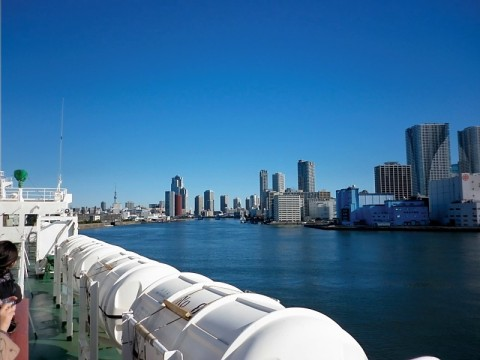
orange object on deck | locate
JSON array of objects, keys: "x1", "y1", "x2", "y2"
[{"x1": 10, "y1": 298, "x2": 29, "y2": 360}]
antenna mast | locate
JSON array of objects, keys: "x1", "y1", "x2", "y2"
[
  {"x1": 0, "y1": 0, "x2": 3, "y2": 172},
  {"x1": 57, "y1": 98, "x2": 64, "y2": 191}
]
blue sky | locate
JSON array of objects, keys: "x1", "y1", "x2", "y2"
[{"x1": 2, "y1": 0, "x2": 479, "y2": 209}]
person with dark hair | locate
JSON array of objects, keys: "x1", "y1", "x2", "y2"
[
  {"x1": 0, "y1": 241, "x2": 22, "y2": 302},
  {"x1": 0, "y1": 241, "x2": 23, "y2": 333}
]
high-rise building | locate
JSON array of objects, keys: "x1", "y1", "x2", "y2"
[
  {"x1": 233, "y1": 197, "x2": 241, "y2": 209},
  {"x1": 430, "y1": 173, "x2": 480, "y2": 226},
  {"x1": 374, "y1": 162, "x2": 412, "y2": 200},
  {"x1": 204, "y1": 190, "x2": 214, "y2": 214},
  {"x1": 458, "y1": 126, "x2": 480, "y2": 173},
  {"x1": 406, "y1": 123, "x2": 451, "y2": 196},
  {"x1": 259, "y1": 170, "x2": 268, "y2": 210},
  {"x1": 272, "y1": 172, "x2": 285, "y2": 193},
  {"x1": 194, "y1": 195, "x2": 203, "y2": 216},
  {"x1": 175, "y1": 194, "x2": 182, "y2": 216},
  {"x1": 245, "y1": 197, "x2": 251, "y2": 210},
  {"x1": 171, "y1": 175, "x2": 183, "y2": 193},
  {"x1": 250, "y1": 194, "x2": 259, "y2": 209},
  {"x1": 220, "y1": 195, "x2": 229, "y2": 213},
  {"x1": 298, "y1": 160, "x2": 315, "y2": 193},
  {"x1": 170, "y1": 175, "x2": 188, "y2": 215},
  {"x1": 165, "y1": 191, "x2": 175, "y2": 217},
  {"x1": 273, "y1": 193, "x2": 302, "y2": 223}
]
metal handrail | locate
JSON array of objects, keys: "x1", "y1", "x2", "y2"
[{"x1": 4, "y1": 187, "x2": 68, "y2": 201}]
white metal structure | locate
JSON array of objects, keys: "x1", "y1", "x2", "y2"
[{"x1": 0, "y1": 171, "x2": 77, "y2": 292}]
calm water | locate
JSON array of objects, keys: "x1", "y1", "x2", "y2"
[{"x1": 82, "y1": 220, "x2": 480, "y2": 360}]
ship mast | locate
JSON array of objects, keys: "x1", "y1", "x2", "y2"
[
  {"x1": 0, "y1": 0, "x2": 3, "y2": 173},
  {"x1": 56, "y1": 98, "x2": 64, "y2": 192}
]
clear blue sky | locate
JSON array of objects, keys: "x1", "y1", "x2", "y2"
[{"x1": 2, "y1": 0, "x2": 479, "y2": 209}]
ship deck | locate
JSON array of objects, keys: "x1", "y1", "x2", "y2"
[{"x1": 26, "y1": 273, "x2": 121, "y2": 359}]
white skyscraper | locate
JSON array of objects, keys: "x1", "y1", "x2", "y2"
[
  {"x1": 272, "y1": 172, "x2": 285, "y2": 193},
  {"x1": 406, "y1": 123, "x2": 451, "y2": 196}
]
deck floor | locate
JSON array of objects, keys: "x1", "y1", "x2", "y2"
[{"x1": 26, "y1": 275, "x2": 121, "y2": 360}]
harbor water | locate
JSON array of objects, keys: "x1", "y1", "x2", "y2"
[{"x1": 82, "y1": 220, "x2": 480, "y2": 360}]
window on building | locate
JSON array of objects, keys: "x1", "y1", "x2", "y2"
[
  {"x1": 25, "y1": 214, "x2": 38, "y2": 226},
  {"x1": 3, "y1": 214, "x2": 20, "y2": 227}
]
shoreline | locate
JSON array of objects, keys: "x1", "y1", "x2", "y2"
[
  {"x1": 78, "y1": 221, "x2": 140, "y2": 230},
  {"x1": 304, "y1": 224, "x2": 480, "y2": 232}
]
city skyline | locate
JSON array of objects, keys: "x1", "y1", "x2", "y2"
[
  {"x1": 103, "y1": 123, "x2": 474, "y2": 213},
  {"x1": 21, "y1": 122, "x2": 480, "y2": 210},
  {"x1": 2, "y1": 1, "x2": 478, "y2": 207}
]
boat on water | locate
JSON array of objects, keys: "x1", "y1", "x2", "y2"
[{"x1": 1, "y1": 170, "x2": 442, "y2": 360}]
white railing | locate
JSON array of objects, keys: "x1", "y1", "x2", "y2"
[{"x1": 4, "y1": 187, "x2": 67, "y2": 201}]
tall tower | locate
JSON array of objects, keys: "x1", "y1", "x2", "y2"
[
  {"x1": 194, "y1": 195, "x2": 204, "y2": 216},
  {"x1": 220, "y1": 195, "x2": 229, "y2": 213},
  {"x1": 458, "y1": 126, "x2": 480, "y2": 173},
  {"x1": 171, "y1": 175, "x2": 188, "y2": 215},
  {"x1": 272, "y1": 172, "x2": 285, "y2": 193},
  {"x1": 165, "y1": 191, "x2": 175, "y2": 217},
  {"x1": 204, "y1": 190, "x2": 214, "y2": 215},
  {"x1": 233, "y1": 197, "x2": 241, "y2": 209},
  {"x1": 298, "y1": 160, "x2": 315, "y2": 193},
  {"x1": 259, "y1": 170, "x2": 268, "y2": 210},
  {"x1": 374, "y1": 162, "x2": 412, "y2": 200},
  {"x1": 171, "y1": 175, "x2": 183, "y2": 193},
  {"x1": 406, "y1": 123, "x2": 451, "y2": 196}
]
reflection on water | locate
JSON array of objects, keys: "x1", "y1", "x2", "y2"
[{"x1": 83, "y1": 220, "x2": 480, "y2": 360}]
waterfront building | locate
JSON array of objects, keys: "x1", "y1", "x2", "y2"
[
  {"x1": 100, "y1": 201, "x2": 106, "y2": 212},
  {"x1": 158, "y1": 201, "x2": 165, "y2": 213},
  {"x1": 245, "y1": 197, "x2": 251, "y2": 210},
  {"x1": 272, "y1": 172, "x2": 285, "y2": 193},
  {"x1": 273, "y1": 193, "x2": 302, "y2": 223},
  {"x1": 406, "y1": 123, "x2": 451, "y2": 196},
  {"x1": 458, "y1": 126, "x2": 480, "y2": 173},
  {"x1": 308, "y1": 199, "x2": 336, "y2": 220},
  {"x1": 111, "y1": 202, "x2": 121, "y2": 214},
  {"x1": 233, "y1": 197, "x2": 241, "y2": 209},
  {"x1": 359, "y1": 191, "x2": 394, "y2": 207},
  {"x1": 250, "y1": 194, "x2": 259, "y2": 209},
  {"x1": 259, "y1": 170, "x2": 269, "y2": 211},
  {"x1": 430, "y1": 173, "x2": 480, "y2": 226},
  {"x1": 204, "y1": 190, "x2": 214, "y2": 216},
  {"x1": 266, "y1": 191, "x2": 279, "y2": 220},
  {"x1": 302, "y1": 190, "x2": 331, "y2": 219},
  {"x1": 336, "y1": 186, "x2": 361, "y2": 225},
  {"x1": 125, "y1": 201, "x2": 135, "y2": 210},
  {"x1": 266, "y1": 189, "x2": 331, "y2": 221},
  {"x1": 298, "y1": 160, "x2": 316, "y2": 193},
  {"x1": 337, "y1": 186, "x2": 427, "y2": 226},
  {"x1": 194, "y1": 195, "x2": 203, "y2": 217},
  {"x1": 171, "y1": 175, "x2": 183, "y2": 193},
  {"x1": 165, "y1": 191, "x2": 175, "y2": 217},
  {"x1": 180, "y1": 188, "x2": 188, "y2": 214},
  {"x1": 358, "y1": 200, "x2": 429, "y2": 226},
  {"x1": 220, "y1": 195, "x2": 229, "y2": 213},
  {"x1": 175, "y1": 194, "x2": 182, "y2": 216},
  {"x1": 374, "y1": 162, "x2": 412, "y2": 200},
  {"x1": 171, "y1": 175, "x2": 188, "y2": 215}
]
